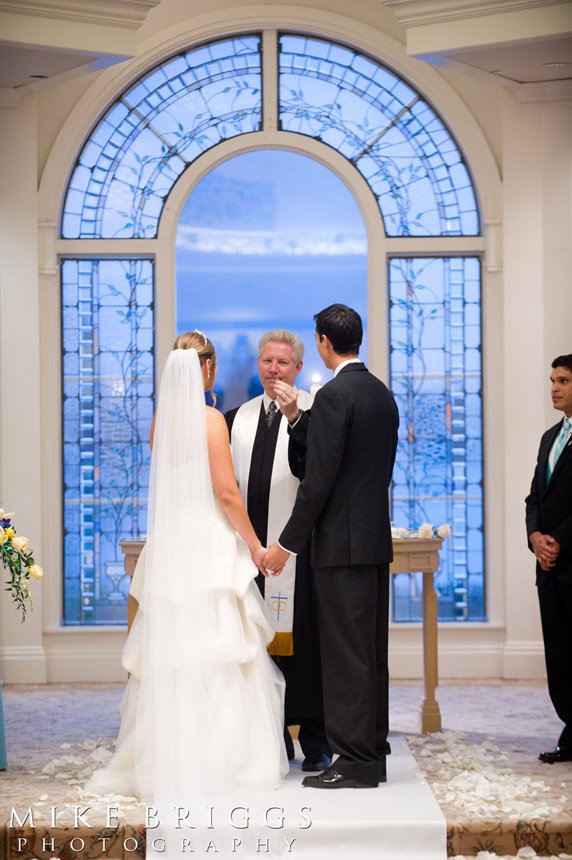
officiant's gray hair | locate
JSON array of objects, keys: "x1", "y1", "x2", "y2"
[{"x1": 258, "y1": 329, "x2": 304, "y2": 365}]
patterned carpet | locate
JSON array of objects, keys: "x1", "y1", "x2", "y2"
[{"x1": 1, "y1": 679, "x2": 571, "y2": 858}]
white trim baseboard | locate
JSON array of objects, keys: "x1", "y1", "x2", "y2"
[
  {"x1": 502, "y1": 640, "x2": 547, "y2": 679},
  {"x1": 0, "y1": 646, "x2": 47, "y2": 683},
  {"x1": 2, "y1": 633, "x2": 546, "y2": 683}
]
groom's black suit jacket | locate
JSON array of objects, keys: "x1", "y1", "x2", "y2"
[
  {"x1": 525, "y1": 416, "x2": 572, "y2": 587},
  {"x1": 280, "y1": 362, "x2": 399, "y2": 567},
  {"x1": 279, "y1": 361, "x2": 398, "y2": 782}
]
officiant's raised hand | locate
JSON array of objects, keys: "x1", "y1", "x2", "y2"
[
  {"x1": 263, "y1": 542, "x2": 289, "y2": 576},
  {"x1": 273, "y1": 379, "x2": 300, "y2": 424}
]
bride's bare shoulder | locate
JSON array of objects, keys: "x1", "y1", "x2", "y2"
[
  {"x1": 205, "y1": 407, "x2": 230, "y2": 451},
  {"x1": 205, "y1": 405, "x2": 226, "y2": 430}
]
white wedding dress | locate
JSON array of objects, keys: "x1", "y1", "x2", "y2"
[{"x1": 86, "y1": 349, "x2": 287, "y2": 804}]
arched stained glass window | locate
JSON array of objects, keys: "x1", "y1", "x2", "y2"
[
  {"x1": 60, "y1": 31, "x2": 485, "y2": 626},
  {"x1": 62, "y1": 36, "x2": 262, "y2": 239},
  {"x1": 278, "y1": 35, "x2": 479, "y2": 237},
  {"x1": 61, "y1": 34, "x2": 479, "y2": 241}
]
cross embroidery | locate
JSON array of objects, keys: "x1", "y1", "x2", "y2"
[{"x1": 270, "y1": 591, "x2": 288, "y2": 620}]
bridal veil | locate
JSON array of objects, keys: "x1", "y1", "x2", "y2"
[{"x1": 86, "y1": 347, "x2": 287, "y2": 810}]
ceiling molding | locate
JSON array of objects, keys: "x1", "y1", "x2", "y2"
[
  {"x1": 383, "y1": 0, "x2": 571, "y2": 27},
  {"x1": 382, "y1": 0, "x2": 572, "y2": 90},
  {"x1": 0, "y1": 0, "x2": 163, "y2": 93},
  {"x1": 0, "y1": 0, "x2": 162, "y2": 30}
]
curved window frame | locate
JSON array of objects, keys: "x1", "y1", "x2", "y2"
[{"x1": 53, "y1": 28, "x2": 489, "y2": 628}]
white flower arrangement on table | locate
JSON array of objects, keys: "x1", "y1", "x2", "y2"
[
  {"x1": 0, "y1": 507, "x2": 43, "y2": 622},
  {"x1": 391, "y1": 522, "x2": 451, "y2": 540}
]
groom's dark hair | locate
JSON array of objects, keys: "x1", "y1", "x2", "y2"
[{"x1": 314, "y1": 304, "x2": 363, "y2": 355}]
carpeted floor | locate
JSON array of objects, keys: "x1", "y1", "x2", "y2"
[{"x1": 1, "y1": 679, "x2": 571, "y2": 857}]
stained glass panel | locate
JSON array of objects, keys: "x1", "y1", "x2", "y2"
[
  {"x1": 278, "y1": 35, "x2": 479, "y2": 237},
  {"x1": 62, "y1": 36, "x2": 262, "y2": 239},
  {"x1": 62, "y1": 259, "x2": 154, "y2": 624},
  {"x1": 389, "y1": 257, "x2": 484, "y2": 621}
]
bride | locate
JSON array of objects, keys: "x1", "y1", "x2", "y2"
[{"x1": 86, "y1": 331, "x2": 288, "y2": 803}]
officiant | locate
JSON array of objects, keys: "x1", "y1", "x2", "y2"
[{"x1": 225, "y1": 329, "x2": 331, "y2": 772}]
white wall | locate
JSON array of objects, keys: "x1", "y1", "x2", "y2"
[
  {"x1": 0, "y1": 95, "x2": 47, "y2": 682},
  {"x1": 501, "y1": 85, "x2": 572, "y2": 678}
]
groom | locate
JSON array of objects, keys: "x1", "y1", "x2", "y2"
[{"x1": 265, "y1": 304, "x2": 399, "y2": 789}]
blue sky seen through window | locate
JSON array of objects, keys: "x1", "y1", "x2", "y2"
[{"x1": 176, "y1": 149, "x2": 368, "y2": 412}]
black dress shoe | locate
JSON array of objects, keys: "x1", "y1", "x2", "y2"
[
  {"x1": 302, "y1": 767, "x2": 378, "y2": 789},
  {"x1": 538, "y1": 746, "x2": 572, "y2": 764},
  {"x1": 301, "y1": 752, "x2": 332, "y2": 772}
]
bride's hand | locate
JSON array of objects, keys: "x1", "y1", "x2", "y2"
[{"x1": 251, "y1": 544, "x2": 268, "y2": 575}]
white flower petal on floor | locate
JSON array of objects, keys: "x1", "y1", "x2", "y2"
[
  {"x1": 407, "y1": 732, "x2": 561, "y2": 819},
  {"x1": 455, "y1": 852, "x2": 572, "y2": 859},
  {"x1": 6, "y1": 682, "x2": 569, "y2": 859}
]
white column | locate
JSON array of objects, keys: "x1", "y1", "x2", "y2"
[
  {"x1": 541, "y1": 95, "x2": 572, "y2": 359},
  {"x1": 0, "y1": 95, "x2": 47, "y2": 682},
  {"x1": 501, "y1": 84, "x2": 572, "y2": 678}
]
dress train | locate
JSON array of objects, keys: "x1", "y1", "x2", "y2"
[{"x1": 85, "y1": 498, "x2": 288, "y2": 803}]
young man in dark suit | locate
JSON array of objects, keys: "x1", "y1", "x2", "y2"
[
  {"x1": 264, "y1": 304, "x2": 399, "y2": 788},
  {"x1": 526, "y1": 353, "x2": 572, "y2": 764}
]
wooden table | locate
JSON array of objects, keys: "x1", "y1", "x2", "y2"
[
  {"x1": 119, "y1": 537, "x2": 443, "y2": 733},
  {"x1": 119, "y1": 540, "x2": 144, "y2": 633},
  {"x1": 389, "y1": 537, "x2": 443, "y2": 733}
]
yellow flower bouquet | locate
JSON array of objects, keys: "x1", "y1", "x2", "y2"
[{"x1": 0, "y1": 507, "x2": 43, "y2": 621}]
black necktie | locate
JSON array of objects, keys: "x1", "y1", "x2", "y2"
[{"x1": 266, "y1": 401, "x2": 277, "y2": 428}]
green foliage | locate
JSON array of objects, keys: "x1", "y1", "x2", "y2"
[{"x1": 0, "y1": 509, "x2": 42, "y2": 623}]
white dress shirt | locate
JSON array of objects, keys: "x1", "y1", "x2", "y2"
[{"x1": 334, "y1": 357, "x2": 361, "y2": 376}]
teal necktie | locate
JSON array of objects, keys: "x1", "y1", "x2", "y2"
[{"x1": 548, "y1": 418, "x2": 571, "y2": 480}]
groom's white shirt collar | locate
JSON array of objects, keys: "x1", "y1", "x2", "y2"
[
  {"x1": 262, "y1": 391, "x2": 276, "y2": 411},
  {"x1": 334, "y1": 358, "x2": 361, "y2": 377}
]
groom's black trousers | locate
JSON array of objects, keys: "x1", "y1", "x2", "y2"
[{"x1": 314, "y1": 563, "x2": 390, "y2": 785}]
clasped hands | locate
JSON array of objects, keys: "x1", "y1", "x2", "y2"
[
  {"x1": 251, "y1": 543, "x2": 290, "y2": 577},
  {"x1": 529, "y1": 531, "x2": 561, "y2": 571}
]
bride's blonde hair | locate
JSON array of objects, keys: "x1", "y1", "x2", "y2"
[{"x1": 173, "y1": 330, "x2": 217, "y2": 405}]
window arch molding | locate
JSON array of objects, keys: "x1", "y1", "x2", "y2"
[
  {"x1": 39, "y1": 10, "x2": 502, "y2": 226},
  {"x1": 38, "y1": 9, "x2": 505, "y2": 643},
  {"x1": 154, "y1": 130, "x2": 390, "y2": 375}
]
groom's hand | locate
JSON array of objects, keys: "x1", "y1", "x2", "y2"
[
  {"x1": 263, "y1": 542, "x2": 289, "y2": 576},
  {"x1": 273, "y1": 380, "x2": 300, "y2": 424}
]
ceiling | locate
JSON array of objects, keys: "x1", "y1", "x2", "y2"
[
  {"x1": 450, "y1": 36, "x2": 572, "y2": 85},
  {"x1": 0, "y1": 0, "x2": 571, "y2": 103},
  {"x1": 0, "y1": 0, "x2": 162, "y2": 103},
  {"x1": 383, "y1": 0, "x2": 572, "y2": 91},
  {"x1": 0, "y1": 44, "x2": 99, "y2": 90}
]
